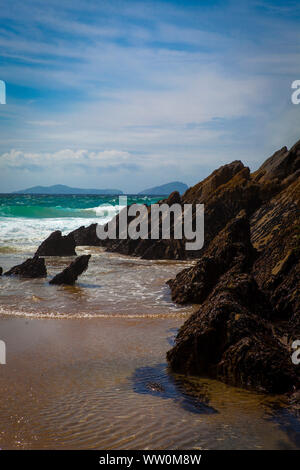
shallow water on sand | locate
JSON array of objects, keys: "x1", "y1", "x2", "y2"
[
  {"x1": 0, "y1": 246, "x2": 299, "y2": 449},
  {"x1": 0, "y1": 248, "x2": 195, "y2": 318},
  {"x1": 0, "y1": 316, "x2": 299, "y2": 450}
]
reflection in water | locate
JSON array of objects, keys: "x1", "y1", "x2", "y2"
[
  {"x1": 131, "y1": 363, "x2": 217, "y2": 415},
  {"x1": 0, "y1": 315, "x2": 299, "y2": 449},
  {"x1": 267, "y1": 405, "x2": 300, "y2": 448},
  {"x1": 166, "y1": 327, "x2": 178, "y2": 346}
]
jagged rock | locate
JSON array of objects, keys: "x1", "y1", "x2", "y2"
[
  {"x1": 69, "y1": 224, "x2": 101, "y2": 247},
  {"x1": 166, "y1": 139, "x2": 300, "y2": 393},
  {"x1": 35, "y1": 230, "x2": 76, "y2": 256},
  {"x1": 68, "y1": 205, "x2": 136, "y2": 249},
  {"x1": 167, "y1": 212, "x2": 256, "y2": 304},
  {"x1": 252, "y1": 139, "x2": 300, "y2": 184},
  {"x1": 65, "y1": 145, "x2": 298, "y2": 263},
  {"x1": 165, "y1": 190, "x2": 182, "y2": 205},
  {"x1": 64, "y1": 160, "x2": 278, "y2": 260},
  {"x1": 4, "y1": 256, "x2": 47, "y2": 278},
  {"x1": 167, "y1": 273, "x2": 297, "y2": 393},
  {"x1": 183, "y1": 160, "x2": 245, "y2": 203},
  {"x1": 88, "y1": 191, "x2": 187, "y2": 259},
  {"x1": 70, "y1": 163, "x2": 260, "y2": 261},
  {"x1": 101, "y1": 165, "x2": 262, "y2": 260},
  {"x1": 56, "y1": 138, "x2": 300, "y2": 394},
  {"x1": 49, "y1": 255, "x2": 91, "y2": 285},
  {"x1": 251, "y1": 177, "x2": 300, "y2": 328},
  {"x1": 86, "y1": 162, "x2": 277, "y2": 260}
]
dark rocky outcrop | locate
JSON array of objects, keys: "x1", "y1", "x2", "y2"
[
  {"x1": 252, "y1": 140, "x2": 300, "y2": 184},
  {"x1": 49, "y1": 255, "x2": 91, "y2": 285},
  {"x1": 32, "y1": 138, "x2": 300, "y2": 396},
  {"x1": 167, "y1": 273, "x2": 297, "y2": 393},
  {"x1": 0, "y1": 267, "x2": 2, "y2": 276},
  {"x1": 68, "y1": 190, "x2": 189, "y2": 259},
  {"x1": 37, "y1": 143, "x2": 297, "y2": 263},
  {"x1": 166, "y1": 139, "x2": 300, "y2": 394},
  {"x1": 250, "y1": 177, "x2": 300, "y2": 330},
  {"x1": 35, "y1": 230, "x2": 76, "y2": 257},
  {"x1": 106, "y1": 142, "x2": 298, "y2": 262},
  {"x1": 70, "y1": 223, "x2": 101, "y2": 247},
  {"x1": 65, "y1": 159, "x2": 278, "y2": 260},
  {"x1": 4, "y1": 256, "x2": 47, "y2": 278},
  {"x1": 167, "y1": 212, "x2": 256, "y2": 304}
]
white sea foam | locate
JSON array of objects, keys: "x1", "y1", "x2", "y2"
[
  {"x1": 0, "y1": 204, "x2": 123, "y2": 249},
  {"x1": 0, "y1": 305, "x2": 189, "y2": 320},
  {"x1": 81, "y1": 204, "x2": 124, "y2": 217}
]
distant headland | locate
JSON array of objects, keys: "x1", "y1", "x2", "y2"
[
  {"x1": 138, "y1": 181, "x2": 188, "y2": 195},
  {"x1": 12, "y1": 184, "x2": 124, "y2": 195},
  {"x1": 12, "y1": 181, "x2": 189, "y2": 196}
]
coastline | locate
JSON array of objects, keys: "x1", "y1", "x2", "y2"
[{"x1": 0, "y1": 143, "x2": 299, "y2": 449}]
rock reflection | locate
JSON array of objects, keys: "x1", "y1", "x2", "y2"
[{"x1": 131, "y1": 363, "x2": 218, "y2": 415}]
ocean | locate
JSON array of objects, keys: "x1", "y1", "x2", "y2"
[
  {"x1": 0, "y1": 194, "x2": 161, "y2": 251},
  {"x1": 0, "y1": 193, "x2": 194, "y2": 319}
]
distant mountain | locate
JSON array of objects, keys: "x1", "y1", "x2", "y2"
[
  {"x1": 138, "y1": 181, "x2": 188, "y2": 196},
  {"x1": 13, "y1": 184, "x2": 123, "y2": 195}
]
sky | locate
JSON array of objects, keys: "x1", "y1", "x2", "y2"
[{"x1": 0, "y1": 0, "x2": 300, "y2": 193}]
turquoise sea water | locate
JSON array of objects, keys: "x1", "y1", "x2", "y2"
[
  {"x1": 0, "y1": 194, "x2": 161, "y2": 249},
  {"x1": 0, "y1": 194, "x2": 160, "y2": 218}
]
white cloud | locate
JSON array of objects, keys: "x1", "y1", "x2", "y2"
[{"x1": 0, "y1": 149, "x2": 134, "y2": 170}]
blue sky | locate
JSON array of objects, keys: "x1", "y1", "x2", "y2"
[{"x1": 0, "y1": 0, "x2": 300, "y2": 192}]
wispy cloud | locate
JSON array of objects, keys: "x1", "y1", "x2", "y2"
[
  {"x1": 0, "y1": 0, "x2": 300, "y2": 192},
  {"x1": 0, "y1": 149, "x2": 133, "y2": 170}
]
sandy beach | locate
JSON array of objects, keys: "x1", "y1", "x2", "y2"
[{"x1": 0, "y1": 313, "x2": 299, "y2": 450}]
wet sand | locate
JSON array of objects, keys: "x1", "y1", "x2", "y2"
[
  {"x1": 0, "y1": 248, "x2": 299, "y2": 449},
  {"x1": 0, "y1": 248, "x2": 195, "y2": 318},
  {"x1": 0, "y1": 314, "x2": 299, "y2": 450}
]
